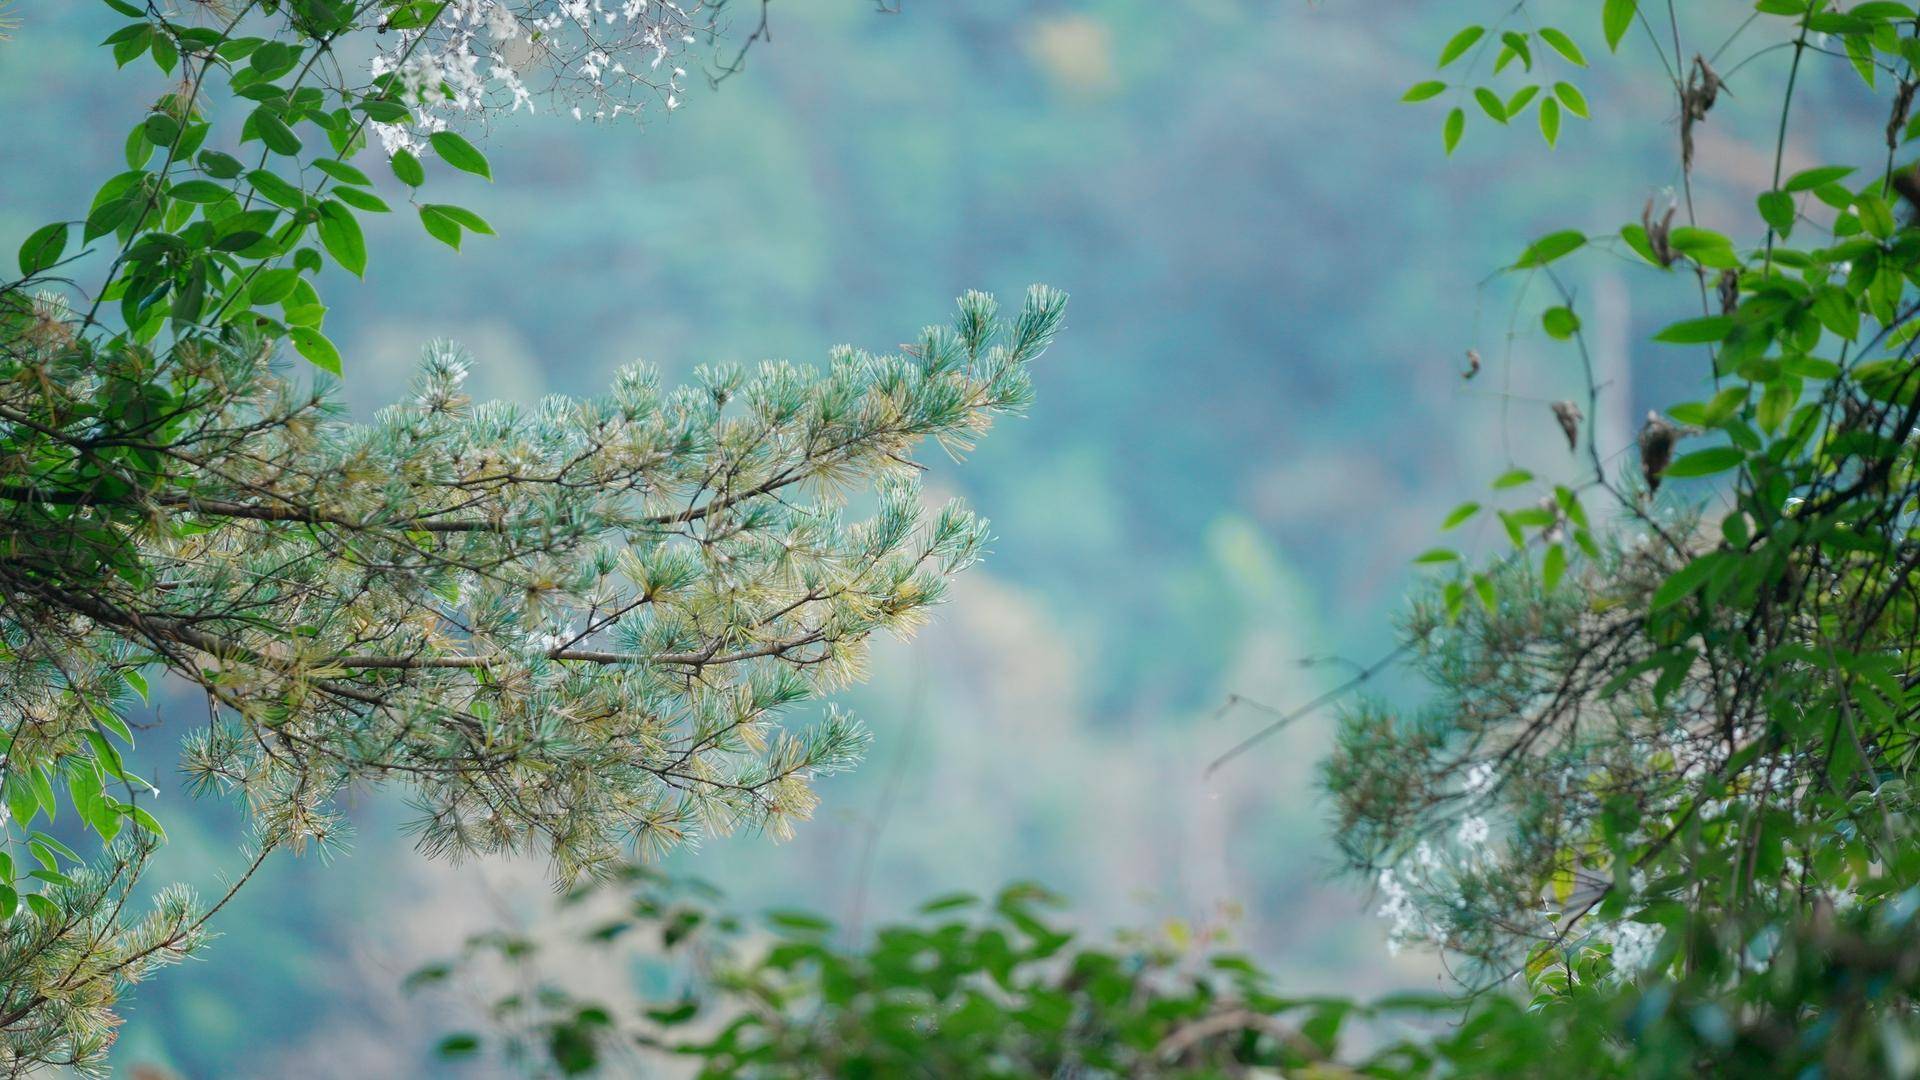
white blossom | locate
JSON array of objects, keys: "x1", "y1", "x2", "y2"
[
  {"x1": 366, "y1": 0, "x2": 704, "y2": 156},
  {"x1": 1377, "y1": 868, "x2": 1421, "y2": 955},
  {"x1": 1455, "y1": 814, "x2": 1491, "y2": 847},
  {"x1": 1606, "y1": 920, "x2": 1660, "y2": 976},
  {"x1": 1463, "y1": 761, "x2": 1496, "y2": 795}
]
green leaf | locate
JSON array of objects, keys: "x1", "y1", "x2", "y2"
[
  {"x1": 429, "y1": 131, "x2": 492, "y2": 180},
  {"x1": 918, "y1": 892, "x2": 981, "y2": 914},
  {"x1": 82, "y1": 730, "x2": 125, "y2": 780},
  {"x1": 1812, "y1": 286, "x2": 1861, "y2": 340},
  {"x1": 83, "y1": 197, "x2": 134, "y2": 243},
  {"x1": 290, "y1": 326, "x2": 343, "y2": 375},
  {"x1": 1602, "y1": 0, "x2": 1637, "y2": 52},
  {"x1": 310, "y1": 158, "x2": 373, "y2": 186},
  {"x1": 1781, "y1": 354, "x2": 1840, "y2": 380},
  {"x1": 30, "y1": 772, "x2": 57, "y2": 825},
  {"x1": 111, "y1": 24, "x2": 152, "y2": 67},
  {"x1": 1620, "y1": 223, "x2": 1661, "y2": 266},
  {"x1": 1403, "y1": 80, "x2": 1447, "y2": 102},
  {"x1": 1783, "y1": 165, "x2": 1855, "y2": 192},
  {"x1": 125, "y1": 804, "x2": 166, "y2": 839},
  {"x1": 248, "y1": 40, "x2": 297, "y2": 80},
  {"x1": 1553, "y1": 81, "x2": 1589, "y2": 118},
  {"x1": 1443, "y1": 107, "x2": 1466, "y2": 155},
  {"x1": 435, "y1": 1035, "x2": 481, "y2": 1060},
  {"x1": 1757, "y1": 190, "x2": 1795, "y2": 234},
  {"x1": 1542, "y1": 543, "x2": 1567, "y2": 591},
  {"x1": 1756, "y1": 381, "x2": 1797, "y2": 435},
  {"x1": 17, "y1": 223, "x2": 69, "y2": 277},
  {"x1": 1497, "y1": 509, "x2": 1526, "y2": 548},
  {"x1": 385, "y1": 2, "x2": 451, "y2": 30},
  {"x1": 168, "y1": 180, "x2": 229, "y2": 204},
  {"x1": 246, "y1": 169, "x2": 307, "y2": 210},
  {"x1": 1493, "y1": 468, "x2": 1534, "y2": 489},
  {"x1": 1844, "y1": 32, "x2": 1876, "y2": 86},
  {"x1": 1661, "y1": 446, "x2": 1744, "y2": 479},
  {"x1": 1700, "y1": 385, "x2": 1750, "y2": 426},
  {"x1": 316, "y1": 201, "x2": 366, "y2": 276},
  {"x1": 1496, "y1": 32, "x2": 1533, "y2": 73},
  {"x1": 248, "y1": 106, "x2": 303, "y2": 156},
  {"x1": 391, "y1": 149, "x2": 426, "y2": 187},
  {"x1": 1666, "y1": 226, "x2": 1737, "y2": 267},
  {"x1": 1442, "y1": 501, "x2": 1481, "y2": 530},
  {"x1": 1651, "y1": 554, "x2": 1723, "y2": 612},
  {"x1": 645, "y1": 1000, "x2": 700, "y2": 1026},
  {"x1": 766, "y1": 909, "x2": 834, "y2": 935},
  {"x1": 141, "y1": 112, "x2": 180, "y2": 149},
  {"x1": 144, "y1": 24, "x2": 175, "y2": 73},
  {"x1": 1438, "y1": 26, "x2": 1486, "y2": 68},
  {"x1": 1414, "y1": 548, "x2": 1461, "y2": 564},
  {"x1": 29, "y1": 869, "x2": 76, "y2": 890},
  {"x1": 1539, "y1": 96, "x2": 1562, "y2": 146},
  {"x1": 124, "y1": 125, "x2": 153, "y2": 169},
  {"x1": 30, "y1": 831, "x2": 77, "y2": 867},
  {"x1": 199, "y1": 150, "x2": 244, "y2": 179},
  {"x1": 329, "y1": 186, "x2": 391, "y2": 213},
  {"x1": 92, "y1": 704, "x2": 134, "y2": 745},
  {"x1": 212, "y1": 229, "x2": 270, "y2": 254},
  {"x1": 283, "y1": 302, "x2": 326, "y2": 328},
  {"x1": 1538, "y1": 27, "x2": 1587, "y2": 66},
  {"x1": 1473, "y1": 87, "x2": 1507, "y2": 123},
  {"x1": 5, "y1": 780, "x2": 35, "y2": 830},
  {"x1": 248, "y1": 268, "x2": 301, "y2": 306},
  {"x1": 418, "y1": 204, "x2": 464, "y2": 249},
  {"x1": 424, "y1": 204, "x2": 494, "y2": 236},
  {"x1": 1653, "y1": 315, "x2": 1733, "y2": 343},
  {"x1": 1513, "y1": 229, "x2": 1585, "y2": 268},
  {"x1": 1542, "y1": 305, "x2": 1580, "y2": 339},
  {"x1": 170, "y1": 257, "x2": 206, "y2": 325},
  {"x1": 358, "y1": 98, "x2": 412, "y2": 124},
  {"x1": 1855, "y1": 192, "x2": 1896, "y2": 239},
  {"x1": 77, "y1": 778, "x2": 123, "y2": 843}
]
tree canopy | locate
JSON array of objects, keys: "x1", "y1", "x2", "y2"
[{"x1": 0, "y1": 1, "x2": 1060, "y2": 1072}]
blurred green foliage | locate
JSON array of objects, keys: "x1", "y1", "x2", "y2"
[{"x1": 416, "y1": 868, "x2": 1920, "y2": 1078}]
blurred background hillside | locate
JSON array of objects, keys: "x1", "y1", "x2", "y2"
[{"x1": 0, "y1": 1, "x2": 1882, "y2": 1073}]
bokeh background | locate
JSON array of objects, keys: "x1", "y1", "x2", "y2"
[{"x1": 0, "y1": 1, "x2": 1880, "y2": 1073}]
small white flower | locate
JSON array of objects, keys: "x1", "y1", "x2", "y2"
[
  {"x1": 363, "y1": 0, "x2": 705, "y2": 154},
  {"x1": 1608, "y1": 921, "x2": 1660, "y2": 975},
  {"x1": 1455, "y1": 815, "x2": 1491, "y2": 847},
  {"x1": 1463, "y1": 761, "x2": 1496, "y2": 795}
]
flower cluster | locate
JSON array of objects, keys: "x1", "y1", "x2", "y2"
[
  {"x1": 1373, "y1": 820, "x2": 1498, "y2": 957},
  {"x1": 1600, "y1": 919, "x2": 1660, "y2": 976},
  {"x1": 367, "y1": 0, "x2": 710, "y2": 156}
]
